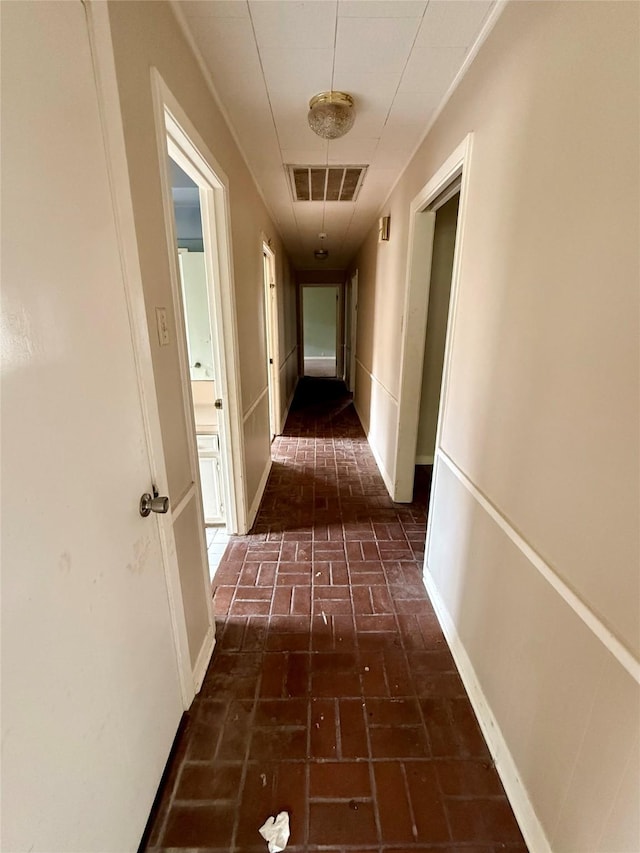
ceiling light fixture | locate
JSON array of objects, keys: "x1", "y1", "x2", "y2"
[
  {"x1": 308, "y1": 91, "x2": 355, "y2": 140},
  {"x1": 314, "y1": 248, "x2": 329, "y2": 260}
]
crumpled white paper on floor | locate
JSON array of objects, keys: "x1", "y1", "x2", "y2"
[{"x1": 258, "y1": 811, "x2": 290, "y2": 853}]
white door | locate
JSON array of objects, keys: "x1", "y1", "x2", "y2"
[{"x1": 2, "y1": 3, "x2": 185, "y2": 851}]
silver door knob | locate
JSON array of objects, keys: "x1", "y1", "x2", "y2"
[
  {"x1": 214, "y1": 398, "x2": 223, "y2": 410},
  {"x1": 139, "y1": 489, "x2": 169, "y2": 517}
]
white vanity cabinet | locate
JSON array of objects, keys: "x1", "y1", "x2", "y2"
[{"x1": 197, "y1": 433, "x2": 224, "y2": 524}]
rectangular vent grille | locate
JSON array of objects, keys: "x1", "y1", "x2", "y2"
[{"x1": 287, "y1": 165, "x2": 367, "y2": 202}]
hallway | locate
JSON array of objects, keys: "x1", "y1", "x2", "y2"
[{"x1": 142, "y1": 379, "x2": 526, "y2": 852}]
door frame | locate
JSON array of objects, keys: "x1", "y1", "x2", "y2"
[
  {"x1": 262, "y1": 240, "x2": 281, "y2": 438},
  {"x1": 86, "y1": 2, "x2": 194, "y2": 707},
  {"x1": 300, "y1": 283, "x2": 340, "y2": 378},
  {"x1": 347, "y1": 270, "x2": 358, "y2": 393},
  {"x1": 150, "y1": 69, "x2": 248, "y2": 539},
  {"x1": 393, "y1": 134, "x2": 473, "y2": 502}
]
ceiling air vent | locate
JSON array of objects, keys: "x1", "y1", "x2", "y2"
[{"x1": 287, "y1": 165, "x2": 367, "y2": 202}]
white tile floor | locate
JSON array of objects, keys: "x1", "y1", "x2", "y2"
[{"x1": 205, "y1": 525, "x2": 230, "y2": 581}]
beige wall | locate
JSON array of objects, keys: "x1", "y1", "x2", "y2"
[
  {"x1": 415, "y1": 193, "x2": 459, "y2": 463},
  {"x1": 108, "y1": 0, "x2": 295, "y2": 661},
  {"x1": 353, "y1": 2, "x2": 639, "y2": 849},
  {"x1": 108, "y1": 0, "x2": 291, "y2": 488}
]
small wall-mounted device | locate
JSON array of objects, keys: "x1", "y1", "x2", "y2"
[
  {"x1": 379, "y1": 215, "x2": 391, "y2": 242},
  {"x1": 155, "y1": 307, "x2": 170, "y2": 346}
]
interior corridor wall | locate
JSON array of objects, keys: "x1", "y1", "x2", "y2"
[
  {"x1": 107, "y1": 0, "x2": 294, "y2": 539},
  {"x1": 352, "y1": 2, "x2": 639, "y2": 850}
]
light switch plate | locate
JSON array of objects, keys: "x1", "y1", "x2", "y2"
[{"x1": 155, "y1": 307, "x2": 170, "y2": 346}]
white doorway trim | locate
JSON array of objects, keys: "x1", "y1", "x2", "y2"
[
  {"x1": 262, "y1": 240, "x2": 281, "y2": 439},
  {"x1": 150, "y1": 70, "x2": 249, "y2": 539},
  {"x1": 301, "y1": 283, "x2": 340, "y2": 378},
  {"x1": 85, "y1": 2, "x2": 194, "y2": 707},
  {"x1": 347, "y1": 270, "x2": 358, "y2": 394},
  {"x1": 393, "y1": 133, "x2": 473, "y2": 502}
]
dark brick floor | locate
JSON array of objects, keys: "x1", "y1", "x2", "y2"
[{"x1": 143, "y1": 378, "x2": 527, "y2": 852}]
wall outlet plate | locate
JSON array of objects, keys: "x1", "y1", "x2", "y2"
[{"x1": 155, "y1": 307, "x2": 170, "y2": 346}]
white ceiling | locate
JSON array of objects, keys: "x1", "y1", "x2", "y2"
[{"x1": 173, "y1": 0, "x2": 497, "y2": 269}]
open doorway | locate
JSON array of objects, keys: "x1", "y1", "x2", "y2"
[
  {"x1": 415, "y1": 192, "x2": 460, "y2": 468},
  {"x1": 168, "y1": 157, "x2": 228, "y2": 578},
  {"x1": 302, "y1": 285, "x2": 339, "y2": 377},
  {"x1": 262, "y1": 243, "x2": 280, "y2": 440},
  {"x1": 155, "y1": 99, "x2": 248, "y2": 592},
  {"x1": 344, "y1": 271, "x2": 358, "y2": 393},
  {"x1": 394, "y1": 135, "x2": 471, "y2": 503}
]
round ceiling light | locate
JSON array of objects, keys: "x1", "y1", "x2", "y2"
[
  {"x1": 314, "y1": 248, "x2": 329, "y2": 260},
  {"x1": 308, "y1": 91, "x2": 355, "y2": 140}
]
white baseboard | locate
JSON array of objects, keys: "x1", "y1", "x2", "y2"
[
  {"x1": 279, "y1": 377, "x2": 299, "y2": 434},
  {"x1": 421, "y1": 564, "x2": 551, "y2": 853},
  {"x1": 247, "y1": 456, "x2": 272, "y2": 531},
  {"x1": 415, "y1": 454, "x2": 434, "y2": 465},
  {"x1": 192, "y1": 624, "x2": 215, "y2": 693},
  {"x1": 353, "y1": 397, "x2": 395, "y2": 498}
]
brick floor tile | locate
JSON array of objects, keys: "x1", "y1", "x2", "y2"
[
  {"x1": 436, "y1": 759, "x2": 504, "y2": 797},
  {"x1": 369, "y1": 726, "x2": 430, "y2": 759},
  {"x1": 291, "y1": 585, "x2": 312, "y2": 615},
  {"x1": 236, "y1": 762, "x2": 307, "y2": 848},
  {"x1": 309, "y1": 761, "x2": 371, "y2": 799},
  {"x1": 276, "y1": 571, "x2": 311, "y2": 586},
  {"x1": 216, "y1": 701, "x2": 254, "y2": 761},
  {"x1": 229, "y1": 599, "x2": 271, "y2": 617},
  {"x1": 314, "y1": 584, "x2": 351, "y2": 599},
  {"x1": 312, "y1": 668, "x2": 361, "y2": 697},
  {"x1": 365, "y1": 697, "x2": 421, "y2": 726},
  {"x1": 404, "y1": 762, "x2": 450, "y2": 843},
  {"x1": 450, "y1": 698, "x2": 493, "y2": 759},
  {"x1": 339, "y1": 699, "x2": 369, "y2": 758},
  {"x1": 254, "y1": 698, "x2": 308, "y2": 727},
  {"x1": 310, "y1": 698, "x2": 338, "y2": 758},
  {"x1": 259, "y1": 652, "x2": 288, "y2": 698},
  {"x1": 315, "y1": 596, "x2": 353, "y2": 615},
  {"x1": 249, "y1": 726, "x2": 307, "y2": 760},
  {"x1": 212, "y1": 585, "x2": 234, "y2": 615},
  {"x1": 446, "y1": 797, "x2": 526, "y2": 844},
  {"x1": 239, "y1": 564, "x2": 260, "y2": 585},
  {"x1": 285, "y1": 652, "x2": 310, "y2": 697},
  {"x1": 330, "y1": 562, "x2": 350, "y2": 585},
  {"x1": 355, "y1": 613, "x2": 397, "y2": 633},
  {"x1": 235, "y1": 586, "x2": 273, "y2": 601},
  {"x1": 420, "y1": 697, "x2": 462, "y2": 757},
  {"x1": 332, "y1": 614, "x2": 356, "y2": 651},
  {"x1": 161, "y1": 803, "x2": 235, "y2": 847},
  {"x1": 241, "y1": 615, "x2": 269, "y2": 651},
  {"x1": 256, "y1": 561, "x2": 277, "y2": 586},
  {"x1": 216, "y1": 617, "x2": 246, "y2": 651},
  {"x1": 185, "y1": 700, "x2": 227, "y2": 760},
  {"x1": 352, "y1": 585, "x2": 373, "y2": 614},
  {"x1": 374, "y1": 762, "x2": 415, "y2": 843},
  {"x1": 213, "y1": 561, "x2": 243, "y2": 584},
  {"x1": 174, "y1": 761, "x2": 243, "y2": 801},
  {"x1": 362, "y1": 540, "x2": 381, "y2": 561},
  {"x1": 308, "y1": 800, "x2": 378, "y2": 846}
]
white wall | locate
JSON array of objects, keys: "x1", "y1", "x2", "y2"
[{"x1": 353, "y1": 2, "x2": 639, "y2": 849}]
